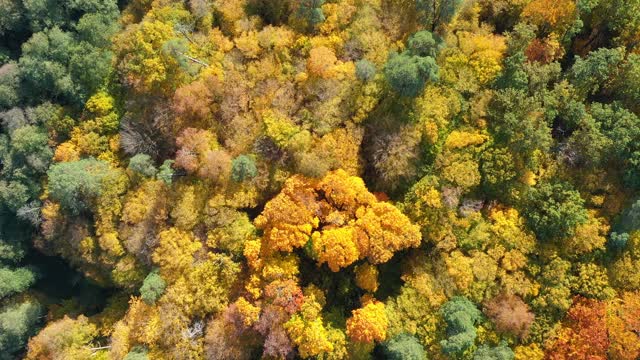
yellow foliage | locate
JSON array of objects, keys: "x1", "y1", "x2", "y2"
[
  {"x1": 318, "y1": 169, "x2": 376, "y2": 214},
  {"x1": 313, "y1": 226, "x2": 360, "y2": 272},
  {"x1": 284, "y1": 294, "x2": 334, "y2": 358},
  {"x1": 514, "y1": 343, "x2": 545, "y2": 360},
  {"x1": 444, "y1": 130, "x2": 488, "y2": 150},
  {"x1": 152, "y1": 228, "x2": 201, "y2": 281},
  {"x1": 307, "y1": 46, "x2": 338, "y2": 79},
  {"x1": 522, "y1": 0, "x2": 577, "y2": 31},
  {"x1": 262, "y1": 109, "x2": 301, "y2": 148},
  {"x1": 162, "y1": 254, "x2": 240, "y2": 317},
  {"x1": 489, "y1": 208, "x2": 536, "y2": 253},
  {"x1": 439, "y1": 152, "x2": 481, "y2": 189},
  {"x1": 85, "y1": 91, "x2": 115, "y2": 116},
  {"x1": 354, "y1": 202, "x2": 422, "y2": 264},
  {"x1": 170, "y1": 185, "x2": 201, "y2": 230},
  {"x1": 355, "y1": 263, "x2": 379, "y2": 292},
  {"x1": 565, "y1": 212, "x2": 608, "y2": 256},
  {"x1": 26, "y1": 315, "x2": 98, "y2": 360},
  {"x1": 53, "y1": 142, "x2": 80, "y2": 162},
  {"x1": 235, "y1": 31, "x2": 261, "y2": 58},
  {"x1": 416, "y1": 86, "x2": 461, "y2": 144},
  {"x1": 261, "y1": 253, "x2": 300, "y2": 282},
  {"x1": 235, "y1": 297, "x2": 260, "y2": 326},
  {"x1": 346, "y1": 301, "x2": 388, "y2": 343},
  {"x1": 444, "y1": 250, "x2": 474, "y2": 292},
  {"x1": 254, "y1": 176, "x2": 320, "y2": 253}
]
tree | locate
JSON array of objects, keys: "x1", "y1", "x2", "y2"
[
  {"x1": 0, "y1": 301, "x2": 43, "y2": 359},
  {"x1": 19, "y1": 19, "x2": 117, "y2": 106},
  {"x1": 473, "y1": 342, "x2": 514, "y2": 360},
  {"x1": 607, "y1": 291, "x2": 640, "y2": 360},
  {"x1": 151, "y1": 227, "x2": 202, "y2": 281},
  {"x1": 26, "y1": 315, "x2": 98, "y2": 360},
  {"x1": 546, "y1": 297, "x2": 609, "y2": 360},
  {"x1": 312, "y1": 226, "x2": 359, "y2": 272},
  {"x1": 123, "y1": 346, "x2": 149, "y2": 360},
  {"x1": 157, "y1": 160, "x2": 174, "y2": 185},
  {"x1": 140, "y1": 271, "x2": 166, "y2": 305},
  {"x1": 356, "y1": 59, "x2": 376, "y2": 82},
  {"x1": 407, "y1": 31, "x2": 440, "y2": 58},
  {"x1": 381, "y1": 333, "x2": 426, "y2": 360},
  {"x1": 569, "y1": 47, "x2": 625, "y2": 97},
  {"x1": 524, "y1": 181, "x2": 588, "y2": 241},
  {"x1": 484, "y1": 293, "x2": 534, "y2": 339},
  {"x1": 294, "y1": 0, "x2": 326, "y2": 32},
  {"x1": 416, "y1": 0, "x2": 464, "y2": 31},
  {"x1": 128, "y1": 154, "x2": 157, "y2": 177},
  {"x1": 114, "y1": 19, "x2": 184, "y2": 93},
  {"x1": 346, "y1": 300, "x2": 388, "y2": 343},
  {"x1": 231, "y1": 155, "x2": 258, "y2": 182},
  {"x1": 47, "y1": 158, "x2": 114, "y2": 214},
  {"x1": 384, "y1": 52, "x2": 439, "y2": 97},
  {"x1": 0, "y1": 267, "x2": 37, "y2": 299},
  {"x1": 440, "y1": 296, "x2": 482, "y2": 356},
  {"x1": 307, "y1": 46, "x2": 337, "y2": 78}
]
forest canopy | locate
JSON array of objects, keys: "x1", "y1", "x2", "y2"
[{"x1": 2, "y1": 0, "x2": 640, "y2": 359}]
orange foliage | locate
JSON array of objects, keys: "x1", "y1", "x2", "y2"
[
  {"x1": 346, "y1": 300, "x2": 388, "y2": 343},
  {"x1": 547, "y1": 297, "x2": 609, "y2": 360}
]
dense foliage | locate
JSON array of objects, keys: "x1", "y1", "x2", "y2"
[{"x1": 2, "y1": 0, "x2": 640, "y2": 358}]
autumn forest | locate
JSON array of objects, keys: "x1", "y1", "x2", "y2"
[{"x1": 1, "y1": 0, "x2": 640, "y2": 359}]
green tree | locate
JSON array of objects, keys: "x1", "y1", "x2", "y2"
[
  {"x1": 231, "y1": 155, "x2": 258, "y2": 182},
  {"x1": 569, "y1": 47, "x2": 626, "y2": 97},
  {"x1": 0, "y1": 267, "x2": 37, "y2": 299},
  {"x1": 47, "y1": 158, "x2": 114, "y2": 214},
  {"x1": 384, "y1": 52, "x2": 439, "y2": 97},
  {"x1": 473, "y1": 342, "x2": 514, "y2": 360},
  {"x1": 416, "y1": 0, "x2": 464, "y2": 31},
  {"x1": 382, "y1": 333, "x2": 426, "y2": 360},
  {"x1": 139, "y1": 271, "x2": 166, "y2": 305},
  {"x1": 128, "y1": 154, "x2": 157, "y2": 177},
  {"x1": 0, "y1": 64, "x2": 20, "y2": 110},
  {"x1": 440, "y1": 296, "x2": 482, "y2": 356},
  {"x1": 295, "y1": 0, "x2": 325, "y2": 32},
  {"x1": 356, "y1": 59, "x2": 376, "y2": 82},
  {"x1": 524, "y1": 181, "x2": 588, "y2": 241},
  {"x1": 124, "y1": 346, "x2": 149, "y2": 360},
  {"x1": 407, "y1": 31, "x2": 440, "y2": 58},
  {"x1": 157, "y1": 160, "x2": 175, "y2": 185},
  {"x1": 0, "y1": 301, "x2": 43, "y2": 359}
]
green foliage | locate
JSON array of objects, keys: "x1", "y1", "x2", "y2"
[
  {"x1": 407, "y1": 31, "x2": 440, "y2": 58},
  {"x1": 487, "y1": 89, "x2": 551, "y2": 167},
  {"x1": 0, "y1": 64, "x2": 20, "y2": 110},
  {"x1": 382, "y1": 333, "x2": 426, "y2": 360},
  {"x1": 231, "y1": 155, "x2": 258, "y2": 182},
  {"x1": 296, "y1": 0, "x2": 326, "y2": 32},
  {"x1": 569, "y1": 47, "x2": 625, "y2": 97},
  {"x1": 416, "y1": 0, "x2": 464, "y2": 31},
  {"x1": 440, "y1": 296, "x2": 482, "y2": 356},
  {"x1": 124, "y1": 346, "x2": 150, "y2": 360},
  {"x1": 140, "y1": 271, "x2": 166, "y2": 305},
  {"x1": 0, "y1": 267, "x2": 37, "y2": 299},
  {"x1": 156, "y1": 160, "x2": 175, "y2": 185},
  {"x1": 128, "y1": 154, "x2": 157, "y2": 177},
  {"x1": 0, "y1": 301, "x2": 43, "y2": 359},
  {"x1": 47, "y1": 158, "x2": 114, "y2": 214},
  {"x1": 384, "y1": 52, "x2": 439, "y2": 97},
  {"x1": 356, "y1": 59, "x2": 376, "y2": 82},
  {"x1": 524, "y1": 181, "x2": 588, "y2": 241},
  {"x1": 473, "y1": 342, "x2": 514, "y2": 360}
]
